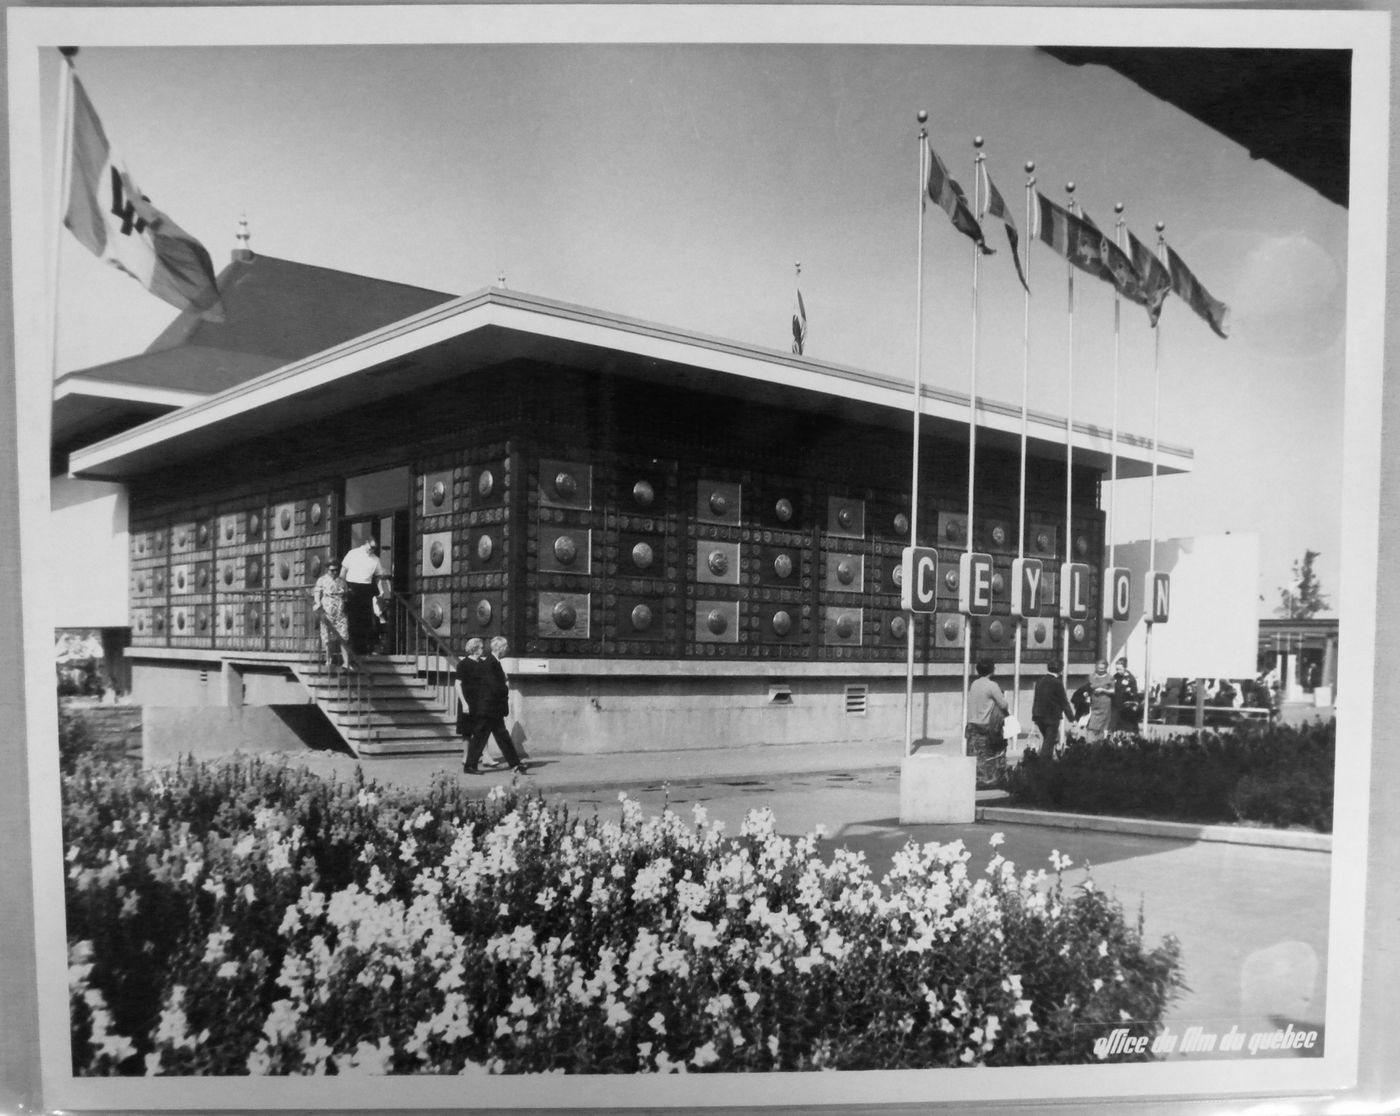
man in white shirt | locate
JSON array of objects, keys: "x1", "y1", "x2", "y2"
[{"x1": 340, "y1": 538, "x2": 381, "y2": 655}]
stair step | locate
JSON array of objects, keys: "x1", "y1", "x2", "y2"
[
  {"x1": 356, "y1": 738, "x2": 464, "y2": 757},
  {"x1": 344, "y1": 724, "x2": 460, "y2": 742}
]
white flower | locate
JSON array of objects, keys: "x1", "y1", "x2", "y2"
[
  {"x1": 691, "y1": 1041, "x2": 719, "y2": 1068},
  {"x1": 1098, "y1": 939, "x2": 1109, "y2": 958},
  {"x1": 989, "y1": 832, "x2": 1005, "y2": 848},
  {"x1": 648, "y1": 1011, "x2": 666, "y2": 1034},
  {"x1": 217, "y1": 961, "x2": 240, "y2": 980}
]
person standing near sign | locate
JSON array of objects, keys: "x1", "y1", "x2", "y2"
[
  {"x1": 1085, "y1": 659, "x2": 1114, "y2": 741},
  {"x1": 1110, "y1": 655, "x2": 1142, "y2": 732},
  {"x1": 1032, "y1": 658, "x2": 1075, "y2": 753},
  {"x1": 966, "y1": 659, "x2": 1010, "y2": 788}
]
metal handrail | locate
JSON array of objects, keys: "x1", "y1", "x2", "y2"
[{"x1": 383, "y1": 589, "x2": 461, "y2": 721}]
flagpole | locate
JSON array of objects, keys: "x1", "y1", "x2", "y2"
[
  {"x1": 961, "y1": 136, "x2": 984, "y2": 741},
  {"x1": 1014, "y1": 161, "x2": 1035, "y2": 722},
  {"x1": 49, "y1": 48, "x2": 78, "y2": 386},
  {"x1": 1106, "y1": 202, "x2": 1125, "y2": 662},
  {"x1": 1143, "y1": 221, "x2": 1166, "y2": 735},
  {"x1": 905, "y1": 114, "x2": 928, "y2": 760},
  {"x1": 1061, "y1": 181, "x2": 1076, "y2": 690}
]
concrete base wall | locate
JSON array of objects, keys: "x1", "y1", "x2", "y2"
[
  {"x1": 143, "y1": 705, "x2": 342, "y2": 767},
  {"x1": 510, "y1": 674, "x2": 992, "y2": 755},
  {"x1": 131, "y1": 659, "x2": 307, "y2": 707}
]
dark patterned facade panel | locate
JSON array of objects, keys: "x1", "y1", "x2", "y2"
[
  {"x1": 754, "y1": 485, "x2": 809, "y2": 532},
  {"x1": 825, "y1": 494, "x2": 866, "y2": 540},
  {"x1": 756, "y1": 542, "x2": 808, "y2": 590},
  {"x1": 611, "y1": 595, "x2": 672, "y2": 644},
  {"x1": 457, "y1": 591, "x2": 503, "y2": 642}
]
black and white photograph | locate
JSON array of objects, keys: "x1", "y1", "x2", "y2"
[{"x1": 2, "y1": 4, "x2": 1396, "y2": 1112}]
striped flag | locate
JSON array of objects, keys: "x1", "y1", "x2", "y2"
[
  {"x1": 925, "y1": 139, "x2": 991, "y2": 254},
  {"x1": 1163, "y1": 243, "x2": 1230, "y2": 338},
  {"x1": 64, "y1": 72, "x2": 224, "y2": 319},
  {"x1": 980, "y1": 164, "x2": 1028, "y2": 292},
  {"x1": 791, "y1": 286, "x2": 807, "y2": 354},
  {"x1": 1035, "y1": 192, "x2": 1145, "y2": 307},
  {"x1": 1126, "y1": 230, "x2": 1173, "y2": 327}
]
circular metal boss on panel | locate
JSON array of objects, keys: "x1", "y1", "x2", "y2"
[
  {"x1": 943, "y1": 617, "x2": 960, "y2": 640},
  {"x1": 477, "y1": 469, "x2": 494, "y2": 498},
  {"x1": 707, "y1": 549, "x2": 729, "y2": 577},
  {"x1": 706, "y1": 608, "x2": 728, "y2": 635},
  {"x1": 478, "y1": 535, "x2": 494, "y2": 562},
  {"x1": 633, "y1": 480, "x2": 655, "y2": 507},
  {"x1": 709, "y1": 491, "x2": 729, "y2": 516},
  {"x1": 429, "y1": 541, "x2": 445, "y2": 569},
  {"x1": 837, "y1": 506, "x2": 855, "y2": 529},
  {"x1": 774, "y1": 498, "x2": 793, "y2": 522},
  {"x1": 554, "y1": 471, "x2": 578, "y2": 500},
  {"x1": 835, "y1": 613, "x2": 856, "y2": 639},
  {"x1": 430, "y1": 481, "x2": 446, "y2": 507},
  {"x1": 836, "y1": 559, "x2": 856, "y2": 585},
  {"x1": 475, "y1": 600, "x2": 493, "y2": 626},
  {"x1": 771, "y1": 610, "x2": 792, "y2": 636},
  {"x1": 631, "y1": 604, "x2": 653, "y2": 632},
  {"x1": 280, "y1": 508, "x2": 292, "y2": 531},
  {"x1": 554, "y1": 535, "x2": 578, "y2": 565},
  {"x1": 632, "y1": 542, "x2": 654, "y2": 570},
  {"x1": 890, "y1": 615, "x2": 908, "y2": 639},
  {"x1": 894, "y1": 513, "x2": 910, "y2": 536},
  {"x1": 427, "y1": 602, "x2": 445, "y2": 629},
  {"x1": 553, "y1": 601, "x2": 578, "y2": 630},
  {"x1": 773, "y1": 553, "x2": 793, "y2": 579}
]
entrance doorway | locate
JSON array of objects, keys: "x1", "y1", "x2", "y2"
[{"x1": 340, "y1": 467, "x2": 411, "y2": 652}]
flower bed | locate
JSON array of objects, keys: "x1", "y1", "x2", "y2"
[
  {"x1": 1005, "y1": 721, "x2": 1334, "y2": 832},
  {"x1": 64, "y1": 756, "x2": 1182, "y2": 1074}
]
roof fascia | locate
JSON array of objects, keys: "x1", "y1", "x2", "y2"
[{"x1": 68, "y1": 289, "x2": 1192, "y2": 477}]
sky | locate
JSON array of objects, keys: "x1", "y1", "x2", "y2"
[{"x1": 34, "y1": 34, "x2": 1350, "y2": 619}]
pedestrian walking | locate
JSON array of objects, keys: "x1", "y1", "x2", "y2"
[
  {"x1": 310, "y1": 560, "x2": 355, "y2": 671},
  {"x1": 966, "y1": 659, "x2": 1010, "y2": 788},
  {"x1": 339, "y1": 538, "x2": 382, "y2": 656},
  {"x1": 1032, "y1": 658, "x2": 1075, "y2": 753},
  {"x1": 462, "y1": 636, "x2": 527, "y2": 775}
]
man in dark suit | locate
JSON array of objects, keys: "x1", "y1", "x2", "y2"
[{"x1": 462, "y1": 636, "x2": 527, "y2": 775}]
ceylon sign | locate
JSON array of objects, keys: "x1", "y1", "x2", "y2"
[
  {"x1": 1104, "y1": 566, "x2": 1131, "y2": 622},
  {"x1": 959, "y1": 552, "x2": 994, "y2": 616},
  {"x1": 899, "y1": 546, "x2": 939, "y2": 612},
  {"x1": 1011, "y1": 557, "x2": 1043, "y2": 617},
  {"x1": 1059, "y1": 561, "x2": 1091, "y2": 620},
  {"x1": 1146, "y1": 570, "x2": 1171, "y2": 623}
]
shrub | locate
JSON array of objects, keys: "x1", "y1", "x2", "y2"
[
  {"x1": 1006, "y1": 721, "x2": 1334, "y2": 832},
  {"x1": 64, "y1": 755, "x2": 1183, "y2": 1075}
]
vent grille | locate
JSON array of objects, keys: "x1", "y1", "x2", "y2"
[{"x1": 844, "y1": 684, "x2": 868, "y2": 716}]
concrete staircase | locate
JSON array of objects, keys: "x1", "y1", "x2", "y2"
[{"x1": 293, "y1": 654, "x2": 460, "y2": 757}]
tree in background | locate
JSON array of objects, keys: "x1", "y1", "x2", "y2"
[{"x1": 1276, "y1": 549, "x2": 1331, "y2": 619}]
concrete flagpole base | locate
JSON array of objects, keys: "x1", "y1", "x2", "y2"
[{"x1": 899, "y1": 752, "x2": 978, "y2": 824}]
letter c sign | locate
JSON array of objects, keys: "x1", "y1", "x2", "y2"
[{"x1": 900, "y1": 547, "x2": 939, "y2": 613}]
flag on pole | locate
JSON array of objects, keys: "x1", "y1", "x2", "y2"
[
  {"x1": 925, "y1": 139, "x2": 991, "y2": 254},
  {"x1": 1126, "y1": 229, "x2": 1173, "y2": 327},
  {"x1": 1034, "y1": 192, "x2": 1145, "y2": 307},
  {"x1": 64, "y1": 73, "x2": 224, "y2": 319},
  {"x1": 980, "y1": 163, "x2": 1028, "y2": 292},
  {"x1": 1162, "y1": 242, "x2": 1230, "y2": 338},
  {"x1": 791, "y1": 285, "x2": 807, "y2": 355}
]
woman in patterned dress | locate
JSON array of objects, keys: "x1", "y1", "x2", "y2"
[{"x1": 311, "y1": 563, "x2": 355, "y2": 670}]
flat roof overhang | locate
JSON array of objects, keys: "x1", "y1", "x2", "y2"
[{"x1": 66, "y1": 288, "x2": 1193, "y2": 483}]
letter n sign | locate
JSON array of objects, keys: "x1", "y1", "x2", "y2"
[
  {"x1": 1104, "y1": 566, "x2": 1132, "y2": 622},
  {"x1": 959, "y1": 552, "x2": 994, "y2": 616},
  {"x1": 1147, "y1": 571, "x2": 1171, "y2": 624},
  {"x1": 1059, "y1": 562, "x2": 1091, "y2": 620},
  {"x1": 899, "y1": 546, "x2": 938, "y2": 612},
  {"x1": 1011, "y1": 558, "x2": 1043, "y2": 618}
]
